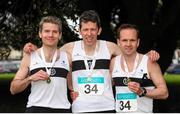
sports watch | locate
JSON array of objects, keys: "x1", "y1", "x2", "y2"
[{"x1": 139, "y1": 87, "x2": 147, "y2": 97}]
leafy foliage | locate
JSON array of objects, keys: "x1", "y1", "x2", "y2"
[{"x1": 0, "y1": 0, "x2": 79, "y2": 60}]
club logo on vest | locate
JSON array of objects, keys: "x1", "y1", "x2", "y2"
[
  {"x1": 142, "y1": 73, "x2": 148, "y2": 80},
  {"x1": 32, "y1": 62, "x2": 39, "y2": 65},
  {"x1": 123, "y1": 77, "x2": 129, "y2": 85},
  {"x1": 74, "y1": 53, "x2": 81, "y2": 57},
  {"x1": 50, "y1": 68, "x2": 56, "y2": 76},
  {"x1": 61, "y1": 60, "x2": 68, "y2": 67}
]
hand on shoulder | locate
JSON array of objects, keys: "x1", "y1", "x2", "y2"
[{"x1": 23, "y1": 42, "x2": 37, "y2": 55}]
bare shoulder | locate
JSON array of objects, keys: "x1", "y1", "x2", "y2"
[
  {"x1": 148, "y1": 58, "x2": 160, "y2": 68},
  {"x1": 110, "y1": 56, "x2": 116, "y2": 67},
  {"x1": 65, "y1": 50, "x2": 72, "y2": 66},
  {"x1": 14, "y1": 52, "x2": 31, "y2": 79},
  {"x1": 106, "y1": 41, "x2": 117, "y2": 47},
  {"x1": 60, "y1": 41, "x2": 75, "y2": 54},
  {"x1": 147, "y1": 58, "x2": 162, "y2": 78},
  {"x1": 21, "y1": 52, "x2": 31, "y2": 67},
  {"x1": 61, "y1": 41, "x2": 75, "y2": 49},
  {"x1": 110, "y1": 56, "x2": 118, "y2": 74},
  {"x1": 106, "y1": 41, "x2": 121, "y2": 56}
]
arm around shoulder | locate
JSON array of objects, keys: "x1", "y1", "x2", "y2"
[
  {"x1": 110, "y1": 57, "x2": 116, "y2": 77},
  {"x1": 60, "y1": 42, "x2": 74, "y2": 54},
  {"x1": 146, "y1": 60, "x2": 169, "y2": 99},
  {"x1": 106, "y1": 41, "x2": 121, "y2": 57},
  {"x1": 23, "y1": 42, "x2": 37, "y2": 56}
]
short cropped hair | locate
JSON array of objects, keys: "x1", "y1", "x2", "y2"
[
  {"x1": 117, "y1": 24, "x2": 140, "y2": 39},
  {"x1": 79, "y1": 10, "x2": 101, "y2": 29},
  {"x1": 39, "y1": 16, "x2": 62, "y2": 32}
]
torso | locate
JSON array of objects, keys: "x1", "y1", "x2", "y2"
[
  {"x1": 112, "y1": 55, "x2": 155, "y2": 113},
  {"x1": 71, "y1": 40, "x2": 115, "y2": 112},
  {"x1": 27, "y1": 50, "x2": 71, "y2": 109}
]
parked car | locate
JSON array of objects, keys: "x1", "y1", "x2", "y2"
[{"x1": 166, "y1": 63, "x2": 180, "y2": 74}]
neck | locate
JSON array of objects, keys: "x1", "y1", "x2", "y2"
[
  {"x1": 42, "y1": 45, "x2": 57, "y2": 62},
  {"x1": 123, "y1": 52, "x2": 138, "y2": 72},
  {"x1": 123, "y1": 52, "x2": 137, "y2": 62},
  {"x1": 83, "y1": 41, "x2": 98, "y2": 56}
]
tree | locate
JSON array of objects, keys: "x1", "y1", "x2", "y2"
[
  {"x1": 0, "y1": 0, "x2": 79, "y2": 60},
  {"x1": 77, "y1": 0, "x2": 180, "y2": 73},
  {"x1": 1, "y1": 0, "x2": 179, "y2": 73},
  {"x1": 77, "y1": 0, "x2": 180, "y2": 112}
]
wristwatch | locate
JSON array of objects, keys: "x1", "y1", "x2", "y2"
[{"x1": 139, "y1": 87, "x2": 147, "y2": 97}]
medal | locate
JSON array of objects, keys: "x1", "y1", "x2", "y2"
[
  {"x1": 47, "y1": 77, "x2": 51, "y2": 83},
  {"x1": 82, "y1": 41, "x2": 99, "y2": 84},
  {"x1": 123, "y1": 53, "x2": 139, "y2": 82},
  {"x1": 127, "y1": 77, "x2": 131, "y2": 83},
  {"x1": 41, "y1": 47, "x2": 57, "y2": 84},
  {"x1": 46, "y1": 69, "x2": 51, "y2": 84}
]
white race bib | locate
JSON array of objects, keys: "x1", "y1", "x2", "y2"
[
  {"x1": 78, "y1": 76, "x2": 104, "y2": 95},
  {"x1": 116, "y1": 92, "x2": 137, "y2": 112}
]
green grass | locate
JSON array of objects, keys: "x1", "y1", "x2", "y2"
[
  {"x1": 0, "y1": 73, "x2": 15, "y2": 80},
  {"x1": 164, "y1": 73, "x2": 180, "y2": 85}
]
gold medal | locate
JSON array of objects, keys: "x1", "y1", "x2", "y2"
[
  {"x1": 40, "y1": 47, "x2": 57, "y2": 85},
  {"x1": 47, "y1": 77, "x2": 51, "y2": 84},
  {"x1": 127, "y1": 77, "x2": 131, "y2": 83}
]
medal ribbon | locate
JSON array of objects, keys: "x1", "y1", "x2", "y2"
[
  {"x1": 81, "y1": 41, "x2": 99, "y2": 77},
  {"x1": 40, "y1": 47, "x2": 57, "y2": 76},
  {"x1": 123, "y1": 53, "x2": 139, "y2": 79}
]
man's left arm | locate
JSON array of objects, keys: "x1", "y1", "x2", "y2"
[
  {"x1": 145, "y1": 60, "x2": 169, "y2": 99},
  {"x1": 128, "y1": 60, "x2": 168, "y2": 99}
]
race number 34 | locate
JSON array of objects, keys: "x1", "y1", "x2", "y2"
[{"x1": 84, "y1": 84, "x2": 98, "y2": 94}]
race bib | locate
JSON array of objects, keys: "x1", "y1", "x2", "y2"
[
  {"x1": 116, "y1": 93, "x2": 137, "y2": 112},
  {"x1": 78, "y1": 76, "x2": 104, "y2": 95}
]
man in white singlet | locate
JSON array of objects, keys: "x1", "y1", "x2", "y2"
[
  {"x1": 61, "y1": 10, "x2": 160, "y2": 113},
  {"x1": 110, "y1": 24, "x2": 169, "y2": 113},
  {"x1": 61, "y1": 10, "x2": 118, "y2": 113},
  {"x1": 22, "y1": 10, "x2": 160, "y2": 113},
  {"x1": 10, "y1": 16, "x2": 71, "y2": 113}
]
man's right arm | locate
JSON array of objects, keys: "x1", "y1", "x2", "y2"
[
  {"x1": 107, "y1": 41, "x2": 121, "y2": 57},
  {"x1": 10, "y1": 54, "x2": 31, "y2": 95},
  {"x1": 60, "y1": 42, "x2": 74, "y2": 54},
  {"x1": 10, "y1": 52, "x2": 50, "y2": 95}
]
